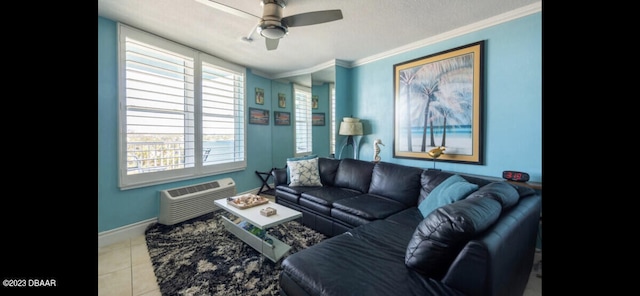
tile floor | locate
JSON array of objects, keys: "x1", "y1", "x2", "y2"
[
  {"x1": 98, "y1": 234, "x2": 542, "y2": 296},
  {"x1": 98, "y1": 235, "x2": 161, "y2": 296}
]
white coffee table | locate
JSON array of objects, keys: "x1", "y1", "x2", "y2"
[{"x1": 214, "y1": 198, "x2": 302, "y2": 262}]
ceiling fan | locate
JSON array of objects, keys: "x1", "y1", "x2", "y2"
[{"x1": 196, "y1": 0, "x2": 343, "y2": 51}]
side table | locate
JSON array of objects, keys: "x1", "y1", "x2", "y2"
[{"x1": 255, "y1": 169, "x2": 276, "y2": 195}]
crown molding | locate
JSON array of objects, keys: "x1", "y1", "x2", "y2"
[
  {"x1": 349, "y1": 2, "x2": 541, "y2": 68},
  {"x1": 253, "y1": 2, "x2": 541, "y2": 79},
  {"x1": 271, "y1": 59, "x2": 338, "y2": 80}
]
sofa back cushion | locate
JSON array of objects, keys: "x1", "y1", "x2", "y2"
[
  {"x1": 405, "y1": 197, "x2": 502, "y2": 279},
  {"x1": 334, "y1": 158, "x2": 376, "y2": 193},
  {"x1": 368, "y1": 162, "x2": 423, "y2": 206},
  {"x1": 318, "y1": 157, "x2": 341, "y2": 186},
  {"x1": 466, "y1": 181, "x2": 520, "y2": 209}
]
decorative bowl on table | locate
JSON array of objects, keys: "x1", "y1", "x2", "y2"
[{"x1": 227, "y1": 194, "x2": 269, "y2": 209}]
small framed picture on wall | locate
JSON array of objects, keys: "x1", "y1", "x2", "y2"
[
  {"x1": 312, "y1": 95, "x2": 319, "y2": 109},
  {"x1": 278, "y1": 93, "x2": 286, "y2": 108},
  {"x1": 249, "y1": 107, "x2": 269, "y2": 125},
  {"x1": 255, "y1": 88, "x2": 264, "y2": 105},
  {"x1": 274, "y1": 111, "x2": 290, "y2": 125},
  {"x1": 312, "y1": 113, "x2": 325, "y2": 126}
]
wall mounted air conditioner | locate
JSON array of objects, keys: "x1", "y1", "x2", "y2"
[{"x1": 158, "y1": 177, "x2": 236, "y2": 225}]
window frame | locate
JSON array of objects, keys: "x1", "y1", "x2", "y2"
[
  {"x1": 117, "y1": 24, "x2": 246, "y2": 190},
  {"x1": 329, "y1": 83, "x2": 336, "y2": 155},
  {"x1": 293, "y1": 84, "x2": 312, "y2": 157}
]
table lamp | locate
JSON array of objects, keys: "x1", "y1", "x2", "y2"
[{"x1": 338, "y1": 117, "x2": 363, "y2": 159}]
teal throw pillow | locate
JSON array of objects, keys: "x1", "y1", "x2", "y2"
[
  {"x1": 418, "y1": 174, "x2": 479, "y2": 217},
  {"x1": 287, "y1": 156, "x2": 322, "y2": 187}
]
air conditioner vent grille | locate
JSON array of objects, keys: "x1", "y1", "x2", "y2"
[
  {"x1": 167, "y1": 180, "x2": 221, "y2": 197},
  {"x1": 159, "y1": 178, "x2": 235, "y2": 225}
]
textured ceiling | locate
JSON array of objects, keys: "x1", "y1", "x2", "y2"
[{"x1": 98, "y1": 0, "x2": 541, "y2": 84}]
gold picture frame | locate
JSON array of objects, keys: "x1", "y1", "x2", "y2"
[{"x1": 393, "y1": 41, "x2": 484, "y2": 164}]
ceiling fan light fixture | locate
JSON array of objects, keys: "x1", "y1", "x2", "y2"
[{"x1": 258, "y1": 24, "x2": 287, "y2": 39}]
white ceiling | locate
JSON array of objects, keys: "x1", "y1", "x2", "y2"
[{"x1": 98, "y1": 0, "x2": 541, "y2": 85}]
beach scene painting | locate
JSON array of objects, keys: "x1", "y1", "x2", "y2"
[
  {"x1": 274, "y1": 111, "x2": 290, "y2": 125},
  {"x1": 393, "y1": 41, "x2": 484, "y2": 164},
  {"x1": 249, "y1": 107, "x2": 269, "y2": 125}
]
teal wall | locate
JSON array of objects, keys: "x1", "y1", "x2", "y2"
[
  {"x1": 99, "y1": 17, "x2": 281, "y2": 232},
  {"x1": 334, "y1": 65, "x2": 355, "y2": 159},
  {"x1": 98, "y1": 11, "x2": 541, "y2": 233},
  {"x1": 271, "y1": 80, "x2": 294, "y2": 166},
  {"x1": 351, "y1": 13, "x2": 541, "y2": 180},
  {"x1": 312, "y1": 83, "x2": 331, "y2": 157}
]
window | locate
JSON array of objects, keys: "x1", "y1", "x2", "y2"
[
  {"x1": 294, "y1": 84, "x2": 312, "y2": 157},
  {"x1": 118, "y1": 24, "x2": 246, "y2": 189}
]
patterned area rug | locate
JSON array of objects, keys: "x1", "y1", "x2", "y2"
[{"x1": 145, "y1": 210, "x2": 326, "y2": 296}]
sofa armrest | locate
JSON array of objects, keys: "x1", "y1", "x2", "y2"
[
  {"x1": 442, "y1": 194, "x2": 541, "y2": 296},
  {"x1": 272, "y1": 168, "x2": 288, "y2": 187}
]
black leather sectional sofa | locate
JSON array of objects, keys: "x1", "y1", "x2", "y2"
[{"x1": 272, "y1": 157, "x2": 541, "y2": 296}]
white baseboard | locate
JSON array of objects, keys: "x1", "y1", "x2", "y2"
[
  {"x1": 98, "y1": 217, "x2": 157, "y2": 249},
  {"x1": 97, "y1": 186, "x2": 271, "y2": 249}
]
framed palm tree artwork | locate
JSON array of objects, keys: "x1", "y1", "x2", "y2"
[{"x1": 393, "y1": 41, "x2": 484, "y2": 165}]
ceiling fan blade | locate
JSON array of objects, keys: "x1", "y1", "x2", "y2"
[
  {"x1": 194, "y1": 0, "x2": 260, "y2": 20},
  {"x1": 265, "y1": 38, "x2": 279, "y2": 50},
  {"x1": 282, "y1": 10, "x2": 343, "y2": 27}
]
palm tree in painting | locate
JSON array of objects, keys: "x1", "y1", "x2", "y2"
[
  {"x1": 408, "y1": 53, "x2": 474, "y2": 151},
  {"x1": 434, "y1": 67, "x2": 474, "y2": 147},
  {"x1": 415, "y1": 80, "x2": 439, "y2": 151},
  {"x1": 399, "y1": 68, "x2": 420, "y2": 152}
]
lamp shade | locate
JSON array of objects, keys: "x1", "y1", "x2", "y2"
[{"x1": 339, "y1": 117, "x2": 363, "y2": 136}]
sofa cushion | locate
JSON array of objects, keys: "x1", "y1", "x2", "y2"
[
  {"x1": 276, "y1": 184, "x2": 322, "y2": 196},
  {"x1": 368, "y1": 162, "x2": 424, "y2": 206},
  {"x1": 332, "y1": 194, "x2": 408, "y2": 220},
  {"x1": 281, "y1": 220, "x2": 466, "y2": 296},
  {"x1": 384, "y1": 207, "x2": 424, "y2": 229},
  {"x1": 318, "y1": 157, "x2": 341, "y2": 186},
  {"x1": 287, "y1": 156, "x2": 322, "y2": 187},
  {"x1": 466, "y1": 181, "x2": 520, "y2": 209},
  {"x1": 330, "y1": 208, "x2": 372, "y2": 227},
  {"x1": 334, "y1": 158, "x2": 376, "y2": 193},
  {"x1": 418, "y1": 174, "x2": 479, "y2": 217},
  {"x1": 405, "y1": 197, "x2": 502, "y2": 279},
  {"x1": 301, "y1": 187, "x2": 361, "y2": 206}
]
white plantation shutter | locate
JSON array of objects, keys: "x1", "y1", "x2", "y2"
[
  {"x1": 119, "y1": 24, "x2": 246, "y2": 189},
  {"x1": 123, "y1": 35, "x2": 196, "y2": 172},
  {"x1": 294, "y1": 84, "x2": 312, "y2": 156},
  {"x1": 201, "y1": 58, "x2": 245, "y2": 171}
]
